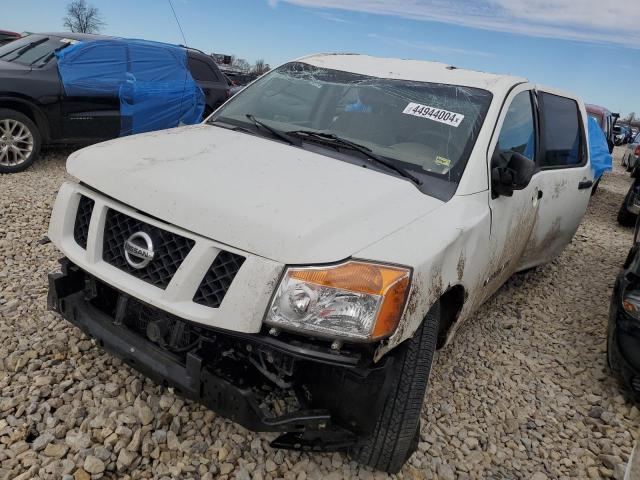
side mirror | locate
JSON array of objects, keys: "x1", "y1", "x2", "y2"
[{"x1": 491, "y1": 150, "x2": 536, "y2": 198}]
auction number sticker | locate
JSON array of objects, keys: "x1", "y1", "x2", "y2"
[{"x1": 402, "y1": 102, "x2": 464, "y2": 127}]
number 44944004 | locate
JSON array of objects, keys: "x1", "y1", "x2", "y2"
[{"x1": 402, "y1": 102, "x2": 465, "y2": 127}]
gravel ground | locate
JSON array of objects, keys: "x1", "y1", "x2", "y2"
[{"x1": 0, "y1": 147, "x2": 638, "y2": 480}]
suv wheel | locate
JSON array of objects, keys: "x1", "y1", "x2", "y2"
[
  {"x1": 350, "y1": 301, "x2": 441, "y2": 473},
  {"x1": 0, "y1": 109, "x2": 41, "y2": 174}
]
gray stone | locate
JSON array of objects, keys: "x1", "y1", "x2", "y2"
[
  {"x1": 32, "y1": 432, "x2": 55, "y2": 451},
  {"x1": 83, "y1": 456, "x2": 105, "y2": 475}
]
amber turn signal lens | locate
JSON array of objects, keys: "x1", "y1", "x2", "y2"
[
  {"x1": 623, "y1": 299, "x2": 637, "y2": 314},
  {"x1": 289, "y1": 261, "x2": 411, "y2": 339}
]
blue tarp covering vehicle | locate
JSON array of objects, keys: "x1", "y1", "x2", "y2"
[
  {"x1": 588, "y1": 116, "x2": 613, "y2": 182},
  {"x1": 56, "y1": 38, "x2": 205, "y2": 136}
]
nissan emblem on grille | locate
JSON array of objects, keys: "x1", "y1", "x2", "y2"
[{"x1": 124, "y1": 232, "x2": 155, "y2": 269}]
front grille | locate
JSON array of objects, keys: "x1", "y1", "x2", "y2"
[
  {"x1": 193, "y1": 251, "x2": 245, "y2": 308},
  {"x1": 632, "y1": 377, "x2": 640, "y2": 393},
  {"x1": 73, "y1": 196, "x2": 95, "y2": 249},
  {"x1": 102, "y1": 209, "x2": 195, "y2": 289}
]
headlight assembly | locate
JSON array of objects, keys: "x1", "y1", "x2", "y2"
[{"x1": 265, "y1": 260, "x2": 411, "y2": 341}]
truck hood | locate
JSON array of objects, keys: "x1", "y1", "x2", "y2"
[{"x1": 67, "y1": 124, "x2": 444, "y2": 264}]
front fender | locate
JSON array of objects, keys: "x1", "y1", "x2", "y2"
[
  {"x1": 0, "y1": 94, "x2": 53, "y2": 141},
  {"x1": 354, "y1": 192, "x2": 492, "y2": 360}
]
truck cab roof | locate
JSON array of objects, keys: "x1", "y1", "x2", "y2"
[{"x1": 297, "y1": 53, "x2": 528, "y2": 97}]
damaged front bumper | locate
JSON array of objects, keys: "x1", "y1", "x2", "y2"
[{"x1": 48, "y1": 259, "x2": 395, "y2": 451}]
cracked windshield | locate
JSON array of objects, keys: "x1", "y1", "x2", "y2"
[{"x1": 211, "y1": 62, "x2": 492, "y2": 183}]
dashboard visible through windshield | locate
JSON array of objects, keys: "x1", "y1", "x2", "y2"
[{"x1": 210, "y1": 61, "x2": 493, "y2": 199}]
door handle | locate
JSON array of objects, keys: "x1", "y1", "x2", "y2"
[{"x1": 578, "y1": 180, "x2": 593, "y2": 190}]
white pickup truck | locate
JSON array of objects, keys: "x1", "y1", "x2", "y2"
[{"x1": 47, "y1": 54, "x2": 592, "y2": 473}]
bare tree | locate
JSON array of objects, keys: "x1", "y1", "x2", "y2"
[
  {"x1": 233, "y1": 58, "x2": 251, "y2": 73},
  {"x1": 63, "y1": 0, "x2": 105, "y2": 34},
  {"x1": 626, "y1": 112, "x2": 636, "y2": 124},
  {"x1": 252, "y1": 59, "x2": 270, "y2": 75}
]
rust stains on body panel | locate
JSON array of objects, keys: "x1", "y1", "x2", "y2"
[{"x1": 456, "y1": 250, "x2": 466, "y2": 282}]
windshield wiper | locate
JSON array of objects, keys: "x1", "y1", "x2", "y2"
[
  {"x1": 0, "y1": 38, "x2": 48, "y2": 61},
  {"x1": 30, "y1": 50, "x2": 57, "y2": 66},
  {"x1": 30, "y1": 44, "x2": 69, "y2": 67},
  {"x1": 288, "y1": 130, "x2": 422, "y2": 186},
  {"x1": 206, "y1": 117, "x2": 253, "y2": 134},
  {"x1": 245, "y1": 114, "x2": 302, "y2": 146}
]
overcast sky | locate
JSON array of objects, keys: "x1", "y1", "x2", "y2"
[{"x1": 5, "y1": 0, "x2": 640, "y2": 116}]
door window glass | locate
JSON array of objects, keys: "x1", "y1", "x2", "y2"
[
  {"x1": 539, "y1": 93, "x2": 584, "y2": 167},
  {"x1": 188, "y1": 58, "x2": 219, "y2": 82},
  {"x1": 496, "y1": 91, "x2": 536, "y2": 161}
]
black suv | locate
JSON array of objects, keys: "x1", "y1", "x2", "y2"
[
  {"x1": 0, "y1": 32, "x2": 230, "y2": 173},
  {"x1": 609, "y1": 217, "x2": 640, "y2": 401}
]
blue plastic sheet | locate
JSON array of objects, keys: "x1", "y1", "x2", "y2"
[
  {"x1": 56, "y1": 39, "x2": 204, "y2": 135},
  {"x1": 588, "y1": 116, "x2": 613, "y2": 181}
]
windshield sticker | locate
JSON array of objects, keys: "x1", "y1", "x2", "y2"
[
  {"x1": 402, "y1": 102, "x2": 464, "y2": 127},
  {"x1": 60, "y1": 38, "x2": 80, "y2": 45},
  {"x1": 435, "y1": 156, "x2": 451, "y2": 167}
]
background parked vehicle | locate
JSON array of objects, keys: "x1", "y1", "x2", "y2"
[
  {"x1": 614, "y1": 126, "x2": 626, "y2": 146},
  {"x1": 220, "y1": 67, "x2": 259, "y2": 86},
  {"x1": 608, "y1": 216, "x2": 640, "y2": 401},
  {"x1": 0, "y1": 32, "x2": 230, "y2": 173},
  {"x1": 0, "y1": 30, "x2": 21, "y2": 46},
  {"x1": 621, "y1": 131, "x2": 640, "y2": 171},
  {"x1": 615, "y1": 125, "x2": 634, "y2": 146},
  {"x1": 587, "y1": 103, "x2": 618, "y2": 153},
  {"x1": 623, "y1": 125, "x2": 635, "y2": 144},
  {"x1": 617, "y1": 136, "x2": 640, "y2": 226}
]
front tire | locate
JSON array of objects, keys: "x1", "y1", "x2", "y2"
[
  {"x1": 0, "y1": 109, "x2": 41, "y2": 174},
  {"x1": 350, "y1": 301, "x2": 440, "y2": 473}
]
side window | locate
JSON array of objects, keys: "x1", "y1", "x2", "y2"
[
  {"x1": 60, "y1": 43, "x2": 128, "y2": 97},
  {"x1": 496, "y1": 91, "x2": 536, "y2": 162},
  {"x1": 539, "y1": 92, "x2": 584, "y2": 168},
  {"x1": 188, "y1": 57, "x2": 219, "y2": 82}
]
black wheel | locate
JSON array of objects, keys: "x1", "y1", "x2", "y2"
[
  {"x1": 618, "y1": 185, "x2": 637, "y2": 227},
  {"x1": 0, "y1": 109, "x2": 41, "y2": 174},
  {"x1": 350, "y1": 301, "x2": 440, "y2": 473},
  {"x1": 516, "y1": 266, "x2": 537, "y2": 275}
]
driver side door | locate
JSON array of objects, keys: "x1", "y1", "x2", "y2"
[
  {"x1": 516, "y1": 87, "x2": 591, "y2": 269},
  {"x1": 58, "y1": 42, "x2": 124, "y2": 141},
  {"x1": 482, "y1": 85, "x2": 542, "y2": 300}
]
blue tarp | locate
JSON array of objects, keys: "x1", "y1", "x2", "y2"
[
  {"x1": 588, "y1": 116, "x2": 613, "y2": 181},
  {"x1": 56, "y1": 39, "x2": 204, "y2": 136}
]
